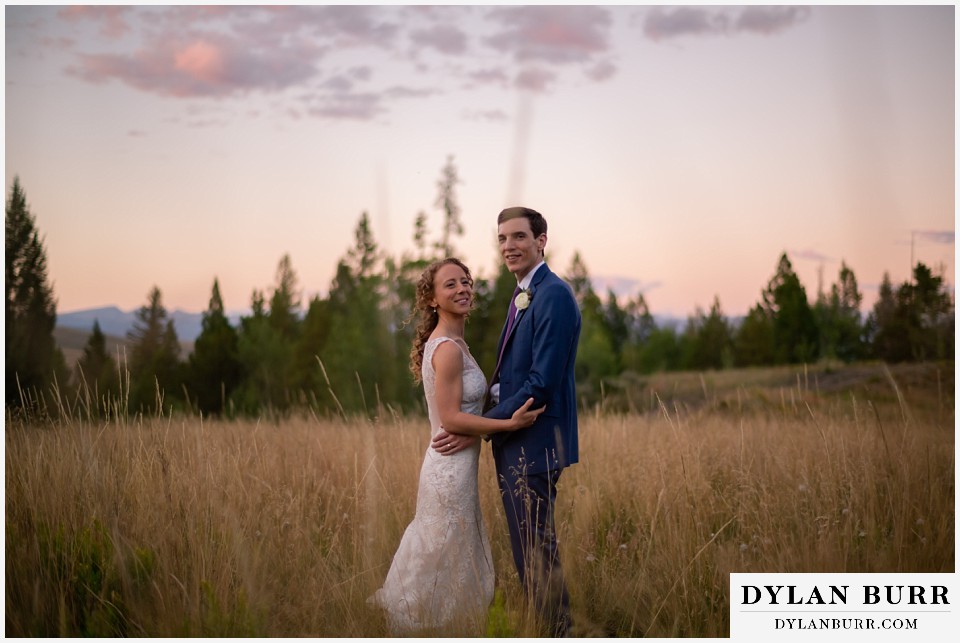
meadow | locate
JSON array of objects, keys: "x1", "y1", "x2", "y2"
[{"x1": 4, "y1": 361, "x2": 954, "y2": 637}]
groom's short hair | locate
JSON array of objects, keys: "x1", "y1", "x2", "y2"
[{"x1": 498, "y1": 206, "x2": 547, "y2": 238}]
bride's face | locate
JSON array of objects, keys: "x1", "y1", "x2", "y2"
[{"x1": 431, "y1": 263, "x2": 474, "y2": 316}]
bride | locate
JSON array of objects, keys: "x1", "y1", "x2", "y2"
[{"x1": 368, "y1": 257, "x2": 543, "y2": 634}]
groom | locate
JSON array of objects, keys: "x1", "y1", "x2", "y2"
[{"x1": 434, "y1": 206, "x2": 581, "y2": 636}]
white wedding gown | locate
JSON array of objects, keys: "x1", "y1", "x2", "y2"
[{"x1": 369, "y1": 336, "x2": 495, "y2": 634}]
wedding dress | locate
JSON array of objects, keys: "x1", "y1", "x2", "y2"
[{"x1": 369, "y1": 336, "x2": 495, "y2": 634}]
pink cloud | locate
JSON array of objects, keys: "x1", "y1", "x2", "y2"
[
  {"x1": 643, "y1": 7, "x2": 728, "y2": 41},
  {"x1": 643, "y1": 6, "x2": 810, "y2": 42},
  {"x1": 174, "y1": 41, "x2": 226, "y2": 85},
  {"x1": 789, "y1": 249, "x2": 836, "y2": 263},
  {"x1": 463, "y1": 109, "x2": 509, "y2": 122},
  {"x1": 467, "y1": 67, "x2": 510, "y2": 87},
  {"x1": 410, "y1": 24, "x2": 468, "y2": 55},
  {"x1": 913, "y1": 230, "x2": 955, "y2": 244},
  {"x1": 736, "y1": 7, "x2": 812, "y2": 36},
  {"x1": 67, "y1": 31, "x2": 319, "y2": 98},
  {"x1": 515, "y1": 68, "x2": 556, "y2": 92},
  {"x1": 485, "y1": 6, "x2": 612, "y2": 65},
  {"x1": 585, "y1": 61, "x2": 617, "y2": 82},
  {"x1": 307, "y1": 92, "x2": 385, "y2": 120},
  {"x1": 58, "y1": 5, "x2": 131, "y2": 39}
]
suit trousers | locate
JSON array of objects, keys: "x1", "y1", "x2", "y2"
[{"x1": 494, "y1": 455, "x2": 572, "y2": 637}]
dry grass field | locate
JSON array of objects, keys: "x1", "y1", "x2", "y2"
[{"x1": 4, "y1": 362, "x2": 954, "y2": 637}]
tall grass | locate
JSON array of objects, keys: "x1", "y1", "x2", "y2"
[{"x1": 4, "y1": 363, "x2": 954, "y2": 636}]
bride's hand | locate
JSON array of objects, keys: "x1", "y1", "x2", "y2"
[{"x1": 510, "y1": 397, "x2": 545, "y2": 430}]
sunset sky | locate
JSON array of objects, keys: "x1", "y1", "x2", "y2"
[{"x1": 4, "y1": 4, "x2": 955, "y2": 320}]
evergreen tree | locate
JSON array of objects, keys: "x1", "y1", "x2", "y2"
[
  {"x1": 5, "y1": 176, "x2": 67, "y2": 407},
  {"x1": 565, "y1": 253, "x2": 615, "y2": 398},
  {"x1": 412, "y1": 211, "x2": 430, "y2": 260},
  {"x1": 682, "y1": 296, "x2": 733, "y2": 370},
  {"x1": 75, "y1": 320, "x2": 119, "y2": 403},
  {"x1": 602, "y1": 289, "x2": 630, "y2": 367},
  {"x1": 905, "y1": 263, "x2": 953, "y2": 361},
  {"x1": 631, "y1": 325, "x2": 681, "y2": 374},
  {"x1": 293, "y1": 294, "x2": 335, "y2": 409},
  {"x1": 320, "y1": 213, "x2": 392, "y2": 414},
  {"x1": 816, "y1": 261, "x2": 865, "y2": 362},
  {"x1": 269, "y1": 254, "x2": 301, "y2": 340},
  {"x1": 734, "y1": 303, "x2": 775, "y2": 366},
  {"x1": 868, "y1": 263, "x2": 954, "y2": 362},
  {"x1": 188, "y1": 278, "x2": 242, "y2": 416},
  {"x1": 234, "y1": 289, "x2": 284, "y2": 412},
  {"x1": 127, "y1": 286, "x2": 182, "y2": 413},
  {"x1": 865, "y1": 272, "x2": 900, "y2": 360},
  {"x1": 761, "y1": 253, "x2": 819, "y2": 363},
  {"x1": 434, "y1": 156, "x2": 463, "y2": 257}
]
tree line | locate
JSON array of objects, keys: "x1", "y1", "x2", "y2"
[{"x1": 5, "y1": 166, "x2": 954, "y2": 418}]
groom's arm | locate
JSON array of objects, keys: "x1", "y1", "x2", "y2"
[{"x1": 485, "y1": 281, "x2": 579, "y2": 420}]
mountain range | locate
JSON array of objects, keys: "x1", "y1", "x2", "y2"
[
  {"x1": 56, "y1": 306, "x2": 244, "y2": 343},
  {"x1": 57, "y1": 305, "x2": 689, "y2": 345}
]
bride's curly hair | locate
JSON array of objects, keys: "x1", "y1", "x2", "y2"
[{"x1": 410, "y1": 257, "x2": 473, "y2": 384}]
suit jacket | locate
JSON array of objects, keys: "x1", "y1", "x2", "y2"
[{"x1": 485, "y1": 264, "x2": 581, "y2": 475}]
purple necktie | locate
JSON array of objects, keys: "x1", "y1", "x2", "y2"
[{"x1": 494, "y1": 286, "x2": 521, "y2": 375}]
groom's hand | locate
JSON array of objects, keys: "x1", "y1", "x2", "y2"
[{"x1": 432, "y1": 429, "x2": 478, "y2": 456}]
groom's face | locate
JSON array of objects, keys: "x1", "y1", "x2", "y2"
[{"x1": 498, "y1": 217, "x2": 546, "y2": 281}]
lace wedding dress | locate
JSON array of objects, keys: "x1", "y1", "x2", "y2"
[{"x1": 369, "y1": 336, "x2": 495, "y2": 634}]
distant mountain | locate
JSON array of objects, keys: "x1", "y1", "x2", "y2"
[
  {"x1": 56, "y1": 305, "x2": 694, "y2": 344},
  {"x1": 57, "y1": 306, "x2": 244, "y2": 343}
]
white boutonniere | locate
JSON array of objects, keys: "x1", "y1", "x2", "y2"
[{"x1": 515, "y1": 289, "x2": 531, "y2": 311}]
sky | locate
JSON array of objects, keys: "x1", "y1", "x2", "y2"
[{"x1": 4, "y1": 3, "x2": 955, "y2": 320}]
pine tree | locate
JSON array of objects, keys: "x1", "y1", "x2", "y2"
[
  {"x1": 269, "y1": 254, "x2": 301, "y2": 341},
  {"x1": 188, "y1": 279, "x2": 242, "y2": 416},
  {"x1": 682, "y1": 296, "x2": 733, "y2": 370},
  {"x1": 869, "y1": 263, "x2": 954, "y2": 362},
  {"x1": 734, "y1": 304, "x2": 775, "y2": 367},
  {"x1": 127, "y1": 286, "x2": 182, "y2": 413},
  {"x1": 320, "y1": 213, "x2": 391, "y2": 414},
  {"x1": 5, "y1": 176, "x2": 66, "y2": 407},
  {"x1": 762, "y1": 253, "x2": 819, "y2": 363},
  {"x1": 565, "y1": 253, "x2": 615, "y2": 398},
  {"x1": 817, "y1": 261, "x2": 865, "y2": 362},
  {"x1": 865, "y1": 272, "x2": 900, "y2": 360},
  {"x1": 292, "y1": 294, "x2": 334, "y2": 408},
  {"x1": 434, "y1": 156, "x2": 463, "y2": 257},
  {"x1": 75, "y1": 320, "x2": 119, "y2": 403}
]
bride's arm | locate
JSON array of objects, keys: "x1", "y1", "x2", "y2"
[{"x1": 432, "y1": 342, "x2": 542, "y2": 437}]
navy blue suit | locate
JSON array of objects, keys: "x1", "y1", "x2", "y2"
[{"x1": 485, "y1": 263, "x2": 580, "y2": 636}]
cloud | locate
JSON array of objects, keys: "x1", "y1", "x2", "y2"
[
  {"x1": 736, "y1": 6, "x2": 812, "y2": 35},
  {"x1": 485, "y1": 6, "x2": 612, "y2": 65},
  {"x1": 462, "y1": 109, "x2": 509, "y2": 122},
  {"x1": 591, "y1": 275, "x2": 661, "y2": 298},
  {"x1": 514, "y1": 68, "x2": 557, "y2": 92},
  {"x1": 306, "y1": 92, "x2": 385, "y2": 120},
  {"x1": 643, "y1": 7, "x2": 728, "y2": 41},
  {"x1": 301, "y1": 84, "x2": 434, "y2": 121},
  {"x1": 59, "y1": 6, "x2": 403, "y2": 100},
  {"x1": 914, "y1": 230, "x2": 955, "y2": 244},
  {"x1": 789, "y1": 249, "x2": 836, "y2": 263},
  {"x1": 410, "y1": 24, "x2": 468, "y2": 55},
  {"x1": 58, "y1": 6, "x2": 132, "y2": 39},
  {"x1": 67, "y1": 31, "x2": 320, "y2": 98},
  {"x1": 52, "y1": 6, "x2": 621, "y2": 117},
  {"x1": 466, "y1": 67, "x2": 510, "y2": 88},
  {"x1": 585, "y1": 61, "x2": 617, "y2": 82},
  {"x1": 643, "y1": 6, "x2": 810, "y2": 42}
]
